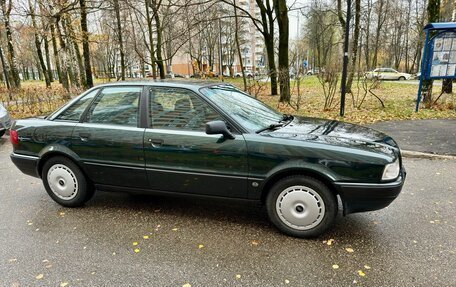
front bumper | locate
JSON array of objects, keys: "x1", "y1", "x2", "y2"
[
  {"x1": 10, "y1": 153, "x2": 40, "y2": 178},
  {"x1": 334, "y1": 171, "x2": 406, "y2": 215}
]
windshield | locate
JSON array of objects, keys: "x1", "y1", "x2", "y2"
[{"x1": 200, "y1": 85, "x2": 283, "y2": 131}]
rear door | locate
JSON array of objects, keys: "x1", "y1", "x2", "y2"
[
  {"x1": 143, "y1": 87, "x2": 249, "y2": 198},
  {"x1": 70, "y1": 86, "x2": 148, "y2": 189}
]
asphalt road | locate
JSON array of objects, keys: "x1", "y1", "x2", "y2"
[
  {"x1": 0, "y1": 137, "x2": 455, "y2": 287},
  {"x1": 369, "y1": 119, "x2": 456, "y2": 156}
]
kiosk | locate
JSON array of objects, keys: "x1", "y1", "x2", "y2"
[{"x1": 416, "y1": 22, "x2": 456, "y2": 112}]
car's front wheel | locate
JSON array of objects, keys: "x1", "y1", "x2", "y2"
[
  {"x1": 398, "y1": 76, "x2": 406, "y2": 81},
  {"x1": 42, "y1": 156, "x2": 94, "y2": 207},
  {"x1": 266, "y1": 176, "x2": 337, "y2": 238}
]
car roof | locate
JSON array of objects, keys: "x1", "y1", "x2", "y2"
[{"x1": 93, "y1": 80, "x2": 228, "y2": 90}]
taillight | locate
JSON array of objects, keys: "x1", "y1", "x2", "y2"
[{"x1": 10, "y1": 130, "x2": 18, "y2": 145}]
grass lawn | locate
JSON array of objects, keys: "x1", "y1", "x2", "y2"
[{"x1": 1, "y1": 77, "x2": 455, "y2": 124}]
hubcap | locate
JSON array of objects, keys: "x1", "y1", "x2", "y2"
[
  {"x1": 47, "y1": 164, "x2": 78, "y2": 200},
  {"x1": 276, "y1": 185, "x2": 325, "y2": 230}
]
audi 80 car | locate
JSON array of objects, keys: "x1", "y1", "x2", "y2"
[{"x1": 10, "y1": 81, "x2": 405, "y2": 238}]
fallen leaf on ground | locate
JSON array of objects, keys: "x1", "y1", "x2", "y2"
[
  {"x1": 59, "y1": 212, "x2": 65, "y2": 216},
  {"x1": 364, "y1": 265, "x2": 371, "y2": 269},
  {"x1": 251, "y1": 240, "x2": 259, "y2": 246},
  {"x1": 325, "y1": 239, "x2": 335, "y2": 246},
  {"x1": 345, "y1": 247, "x2": 354, "y2": 253},
  {"x1": 143, "y1": 235, "x2": 149, "y2": 239},
  {"x1": 332, "y1": 264, "x2": 339, "y2": 269},
  {"x1": 198, "y1": 244, "x2": 204, "y2": 249},
  {"x1": 358, "y1": 270, "x2": 366, "y2": 277},
  {"x1": 134, "y1": 248, "x2": 140, "y2": 253},
  {"x1": 132, "y1": 242, "x2": 139, "y2": 246},
  {"x1": 172, "y1": 228, "x2": 178, "y2": 231},
  {"x1": 285, "y1": 279, "x2": 290, "y2": 284},
  {"x1": 182, "y1": 284, "x2": 191, "y2": 287},
  {"x1": 235, "y1": 274, "x2": 241, "y2": 279},
  {"x1": 35, "y1": 274, "x2": 44, "y2": 279},
  {"x1": 60, "y1": 282, "x2": 69, "y2": 287}
]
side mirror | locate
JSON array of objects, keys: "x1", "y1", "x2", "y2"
[{"x1": 205, "y1": 120, "x2": 235, "y2": 139}]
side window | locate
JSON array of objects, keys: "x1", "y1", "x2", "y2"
[
  {"x1": 85, "y1": 87, "x2": 142, "y2": 127},
  {"x1": 56, "y1": 89, "x2": 99, "y2": 121},
  {"x1": 149, "y1": 87, "x2": 222, "y2": 131}
]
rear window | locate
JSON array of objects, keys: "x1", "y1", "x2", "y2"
[{"x1": 56, "y1": 89, "x2": 99, "y2": 121}]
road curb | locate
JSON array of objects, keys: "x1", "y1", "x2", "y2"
[{"x1": 401, "y1": 150, "x2": 456, "y2": 160}]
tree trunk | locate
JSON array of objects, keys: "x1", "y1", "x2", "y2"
[
  {"x1": 80, "y1": 0, "x2": 93, "y2": 88},
  {"x1": 50, "y1": 23, "x2": 63, "y2": 84},
  {"x1": 274, "y1": 0, "x2": 290, "y2": 102},
  {"x1": 423, "y1": 0, "x2": 440, "y2": 107},
  {"x1": 43, "y1": 34, "x2": 53, "y2": 82},
  {"x1": 234, "y1": 0, "x2": 247, "y2": 91},
  {"x1": 0, "y1": 45, "x2": 11, "y2": 90},
  {"x1": 346, "y1": 0, "x2": 361, "y2": 93},
  {"x1": 256, "y1": 0, "x2": 277, "y2": 95},
  {"x1": 151, "y1": 0, "x2": 165, "y2": 79},
  {"x1": 113, "y1": 0, "x2": 125, "y2": 80},
  {"x1": 29, "y1": 0, "x2": 50, "y2": 87},
  {"x1": 65, "y1": 16, "x2": 85, "y2": 87},
  {"x1": 54, "y1": 18, "x2": 70, "y2": 92},
  {"x1": 1, "y1": 0, "x2": 21, "y2": 88},
  {"x1": 145, "y1": 0, "x2": 157, "y2": 79}
]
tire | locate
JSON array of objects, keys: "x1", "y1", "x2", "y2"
[
  {"x1": 266, "y1": 176, "x2": 337, "y2": 238},
  {"x1": 398, "y1": 76, "x2": 406, "y2": 81},
  {"x1": 41, "y1": 156, "x2": 94, "y2": 207}
]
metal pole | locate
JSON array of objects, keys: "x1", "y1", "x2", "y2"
[{"x1": 340, "y1": 0, "x2": 351, "y2": 117}]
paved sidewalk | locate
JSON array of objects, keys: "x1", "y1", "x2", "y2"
[{"x1": 369, "y1": 119, "x2": 456, "y2": 156}]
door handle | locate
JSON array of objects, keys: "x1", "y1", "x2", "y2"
[
  {"x1": 79, "y1": 132, "x2": 91, "y2": 141},
  {"x1": 148, "y1": 138, "x2": 164, "y2": 148}
]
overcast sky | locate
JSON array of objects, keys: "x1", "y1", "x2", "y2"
[{"x1": 288, "y1": 0, "x2": 310, "y2": 40}]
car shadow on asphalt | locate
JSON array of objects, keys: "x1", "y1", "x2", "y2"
[{"x1": 80, "y1": 190, "x2": 377, "y2": 240}]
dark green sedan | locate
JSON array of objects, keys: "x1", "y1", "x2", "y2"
[{"x1": 10, "y1": 81, "x2": 405, "y2": 238}]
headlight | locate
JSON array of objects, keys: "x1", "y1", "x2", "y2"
[{"x1": 382, "y1": 160, "x2": 400, "y2": 180}]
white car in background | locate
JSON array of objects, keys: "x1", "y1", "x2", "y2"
[
  {"x1": 0, "y1": 104, "x2": 12, "y2": 137},
  {"x1": 365, "y1": 68, "x2": 412, "y2": 81}
]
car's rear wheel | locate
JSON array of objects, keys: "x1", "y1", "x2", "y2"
[
  {"x1": 266, "y1": 176, "x2": 337, "y2": 238},
  {"x1": 42, "y1": 156, "x2": 94, "y2": 207},
  {"x1": 398, "y1": 76, "x2": 406, "y2": 81}
]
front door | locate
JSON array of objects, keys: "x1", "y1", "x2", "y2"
[
  {"x1": 71, "y1": 86, "x2": 148, "y2": 188},
  {"x1": 144, "y1": 87, "x2": 248, "y2": 198}
]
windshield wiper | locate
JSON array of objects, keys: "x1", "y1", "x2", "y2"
[{"x1": 255, "y1": 114, "x2": 294, "y2": 134}]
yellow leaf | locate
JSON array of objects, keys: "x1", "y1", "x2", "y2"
[
  {"x1": 198, "y1": 244, "x2": 204, "y2": 249},
  {"x1": 326, "y1": 239, "x2": 335, "y2": 246},
  {"x1": 143, "y1": 235, "x2": 149, "y2": 239},
  {"x1": 251, "y1": 240, "x2": 259, "y2": 246},
  {"x1": 134, "y1": 248, "x2": 140, "y2": 253},
  {"x1": 285, "y1": 279, "x2": 290, "y2": 284},
  {"x1": 133, "y1": 242, "x2": 138, "y2": 246},
  {"x1": 364, "y1": 265, "x2": 371, "y2": 270},
  {"x1": 235, "y1": 274, "x2": 241, "y2": 279},
  {"x1": 172, "y1": 228, "x2": 178, "y2": 231},
  {"x1": 183, "y1": 284, "x2": 191, "y2": 287},
  {"x1": 358, "y1": 270, "x2": 366, "y2": 277},
  {"x1": 59, "y1": 212, "x2": 65, "y2": 216},
  {"x1": 60, "y1": 283, "x2": 69, "y2": 287},
  {"x1": 35, "y1": 274, "x2": 44, "y2": 279},
  {"x1": 332, "y1": 264, "x2": 339, "y2": 269},
  {"x1": 345, "y1": 247, "x2": 354, "y2": 253}
]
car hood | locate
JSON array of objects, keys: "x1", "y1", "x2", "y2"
[{"x1": 264, "y1": 116, "x2": 398, "y2": 155}]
